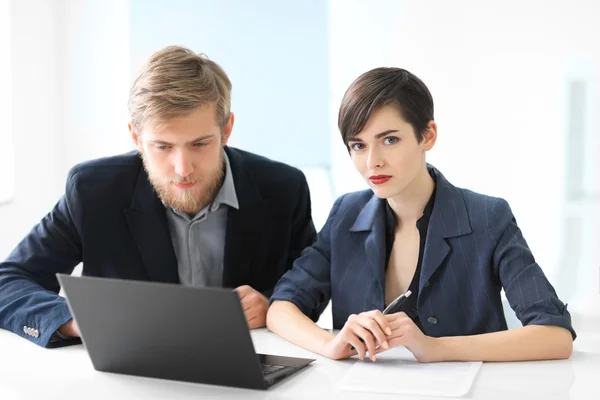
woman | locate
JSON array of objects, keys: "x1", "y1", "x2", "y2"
[{"x1": 266, "y1": 67, "x2": 575, "y2": 363}]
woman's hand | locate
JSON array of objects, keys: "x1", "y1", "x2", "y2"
[
  {"x1": 382, "y1": 312, "x2": 440, "y2": 363},
  {"x1": 322, "y1": 310, "x2": 391, "y2": 361}
]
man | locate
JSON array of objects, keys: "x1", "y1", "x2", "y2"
[{"x1": 0, "y1": 45, "x2": 316, "y2": 348}]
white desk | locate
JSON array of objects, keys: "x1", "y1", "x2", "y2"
[{"x1": 0, "y1": 329, "x2": 599, "y2": 400}]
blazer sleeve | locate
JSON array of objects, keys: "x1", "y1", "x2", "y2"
[
  {"x1": 262, "y1": 172, "x2": 317, "y2": 299},
  {"x1": 270, "y1": 195, "x2": 344, "y2": 322},
  {"x1": 0, "y1": 168, "x2": 84, "y2": 348},
  {"x1": 492, "y1": 198, "x2": 576, "y2": 340}
]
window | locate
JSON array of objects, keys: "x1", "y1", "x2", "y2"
[
  {"x1": 556, "y1": 60, "x2": 599, "y2": 307},
  {"x1": 0, "y1": 0, "x2": 15, "y2": 204}
]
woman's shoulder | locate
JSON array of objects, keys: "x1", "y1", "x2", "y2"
[
  {"x1": 326, "y1": 189, "x2": 377, "y2": 223},
  {"x1": 334, "y1": 189, "x2": 375, "y2": 207},
  {"x1": 452, "y1": 186, "x2": 514, "y2": 232},
  {"x1": 455, "y1": 187, "x2": 510, "y2": 210},
  {"x1": 431, "y1": 165, "x2": 513, "y2": 225}
]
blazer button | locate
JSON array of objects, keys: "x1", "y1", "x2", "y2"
[{"x1": 427, "y1": 316, "x2": 438, "y2": 324}]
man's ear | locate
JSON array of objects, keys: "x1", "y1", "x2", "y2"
[
  {"x1": 222, "y1": 113, "x2": 235, "y2": 146},
  {"x1": 129, "y1": 123, "x2": 143, "y2": 152}
]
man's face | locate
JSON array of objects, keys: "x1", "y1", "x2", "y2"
[{"x1": 130, "y1": 104, "x2": 233, "y2": 215}]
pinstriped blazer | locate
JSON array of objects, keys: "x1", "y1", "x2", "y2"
[{"x1": 270, "y1": 165, "x2": 576, "y2": 340}]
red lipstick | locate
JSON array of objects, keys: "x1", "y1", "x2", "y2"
[{"x1": 369, "y1": 175, "x2": 391, "y2": 185}]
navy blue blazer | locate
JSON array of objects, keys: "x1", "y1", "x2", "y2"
[
  {"x1": 271, "y1": 165, "x2": 576, "y2": 340},
  {"x1": 0, "y1": 147, "x2": 316, "y2": 347}
]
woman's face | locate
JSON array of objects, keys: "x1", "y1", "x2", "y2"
[{"x1": 347, "y1": 105, "x2": 436, "y2": 199}]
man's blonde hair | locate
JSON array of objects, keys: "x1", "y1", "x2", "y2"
[{"x1": 128, "y1": 45, "x2": 232, "y2": 132}]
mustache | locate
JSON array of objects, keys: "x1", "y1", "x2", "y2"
[{"x1": 169, "y1": 176, "x2": 200, "y2": 185}]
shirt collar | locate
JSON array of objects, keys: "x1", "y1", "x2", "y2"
[{"x1": 210, "y1": 150, "x2": 239, "y2": 212}]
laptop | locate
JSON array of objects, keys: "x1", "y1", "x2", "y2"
[{"x1": 56, "y1": 274, "x2": 315, "y2": 390}]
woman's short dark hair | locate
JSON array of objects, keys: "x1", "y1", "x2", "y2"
[{"x1": 338, "y1": 67, "x2": 434, "y2": 145}]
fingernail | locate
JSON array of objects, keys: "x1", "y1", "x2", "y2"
[
  {"x1": 386, "y1": 328, "x2": 392, "y2": 335},
  {"x1": 371, "y1": 356, "x2": 376, "y2": 362},
  {"x1": 383, "y1": 341, "x2": 389, "y2": 349}
]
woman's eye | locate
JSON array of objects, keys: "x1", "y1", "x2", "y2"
[
  {"x1": 384, "y1": 137, "x2": 399, "y2": 145},
  {"x1": 350, "y1": 143, "x2": 364, "y2": 151}
]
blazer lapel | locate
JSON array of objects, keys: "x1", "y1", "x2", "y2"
[
  {"x1": 221, "y1": 148, "x2": 269, "y2": 288},
  {"x1": 419, "y1": 165, "x2": 472, "y2": 292},
  {"x1": 123, "y1": 161, "x2": 179, "y2": 283},
  {"x1": 350, "y1": 194, "x2": 387, "y2": 309}
]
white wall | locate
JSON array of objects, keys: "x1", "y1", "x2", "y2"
[
  {"x1": 1, "y1": 0, "x2": 334, "y2": 254},
  {"x1": 54, "y1": 0, "x2": 132, "y2": 181},
  {"x1": 129, "y1": 0, "x2": 331, "y2": 169},
  {"x1": 0, "y1": 0, "x2": 63, "y2": 259},
  {"x1": 328, "y1": 0, "x2": 600, "y2": 329},
  {"x1": 2, "y1": 0, "x2": 597, "y2": 331},
  {"x1": 0, "y1": 0, "x2": 15, "y2": 205},
  {"x1": 0, "y1": 0, "x2": 131, "y2": 260}
]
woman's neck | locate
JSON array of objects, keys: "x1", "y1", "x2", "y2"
[{"x1": 387, "y1": 165, "x2": 435, "y2": 228}]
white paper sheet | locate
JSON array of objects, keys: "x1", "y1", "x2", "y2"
[{"x1": 337, "y1": 346, "x2": 482, "y2": 397}]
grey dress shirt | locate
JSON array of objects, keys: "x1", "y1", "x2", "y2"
[{"x1": 166, "y1": 151, "x2": 239, "y2": 287}]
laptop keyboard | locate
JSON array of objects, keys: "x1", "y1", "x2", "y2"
[{"x1": 261, "y1": 363, "x2": 286, "y2": 376}]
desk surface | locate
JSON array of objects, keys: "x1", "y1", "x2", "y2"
[{"x1": 1, "y1": 328, "x2": 599, "y2": 400}]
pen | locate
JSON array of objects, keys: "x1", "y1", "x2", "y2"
[
  {"x1": 350, "y1": 290, "x2": 412, "y2": 351},
  {"x1": 382, "y1": 290, "x2": 412, "y2": 314}
]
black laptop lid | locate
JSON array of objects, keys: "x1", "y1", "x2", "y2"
[{"x1": 57, "y1": 274, "x2": 268, "y2": 390}]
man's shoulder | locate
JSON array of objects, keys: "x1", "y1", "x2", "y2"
[
  {"x1": 66, "y1": 151, "x2": 142, "y2": 195},
  {"x1": 69, "y1": 150, "x2": 141, "y2": 177},
  {"x1": 71, "y1": 151, "x2": 142, "y2": 173},
  {"x1": 227, "y1": 147, "x2": 306, "y2": 186}
]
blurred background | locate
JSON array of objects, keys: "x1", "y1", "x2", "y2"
[{"x1": 0, "y1": 0, "x2": 598, "y2": 333}]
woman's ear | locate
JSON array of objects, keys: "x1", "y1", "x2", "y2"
[{"x1": 422, "y1": 121, "x2": 437, "y2": 151}]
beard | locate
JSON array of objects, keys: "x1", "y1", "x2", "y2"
[{"x1": 140, "y1": 151, "x2": 225, "y2": 216}]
